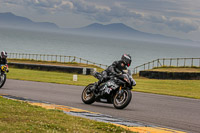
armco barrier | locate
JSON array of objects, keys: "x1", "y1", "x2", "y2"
[
  {"x1": 134, "y1": 58, "x2": 200, "y2": 74},
  {"x1": 7, "y1": 53, "x2": 108, "y2": 69},
  {"x1": 8, "y1": 63, "x2": 95, "y2": 75},
  {"x1": 139, "y1": 71, "x2": 200, "y2": 80}
]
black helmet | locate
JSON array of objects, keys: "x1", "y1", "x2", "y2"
[
  {"x1": 121, "y1": 54, "x2": 131, "y2": 67},
  {"x1": 1, "y1": 51, "x2": 7, "y2": 59}
]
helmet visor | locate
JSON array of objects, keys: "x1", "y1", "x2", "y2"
[
  {"x1": 125, "y1": 59, "x2": 131, "y2": 67},
  {"x1": 2, "y1": 54, "x2": 7, "y2": 58}
]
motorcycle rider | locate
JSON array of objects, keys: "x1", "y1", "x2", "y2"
[
  {"x1": 0, "y1": 51, "x2": 9, "y2": 73},
  {"x1": 89, "y1": 54, "x2": 132, "y2": 94}
]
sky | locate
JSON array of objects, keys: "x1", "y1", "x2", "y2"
[{"x1": 0, "y1": 0, "x2": 200, "y2": 41}]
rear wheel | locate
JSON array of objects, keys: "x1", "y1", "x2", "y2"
[
  {"x1": 81, "y1": 84, "x2": 95, "y2": 104},
  {"x1": 0, "y1": 74, "x2": 6, "y2": 88},
  {"x1": 113, "y1": 89, "x2": 132, "y2": 109}
]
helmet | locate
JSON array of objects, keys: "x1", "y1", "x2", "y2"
[
  {"x1": 1, "y1": 51, "x2": 7, "y2": 59},
  {"x1": 121, "y1": 54, "x2": 131, "y2": 67}
]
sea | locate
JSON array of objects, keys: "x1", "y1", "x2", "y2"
[{"x1": 0, "y1": 27, "x2": 200, "y2": 70}]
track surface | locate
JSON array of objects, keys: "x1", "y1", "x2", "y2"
[{"x1": 1, "y1": 79, "x2": 200, "y2": 133}]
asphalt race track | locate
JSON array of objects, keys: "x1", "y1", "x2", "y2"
[{"x1": 1, "y1": 79, "x2": 200, "y2": 133}]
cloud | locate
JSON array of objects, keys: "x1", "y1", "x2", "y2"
[
  {"x1": 25, "y1": 0, "x2": 61, "y2": 10},
  {"x1": 143, "y1": 15, "x2": 199, "y2": 33},
  {"x1": 1, "y1": 0, "x2": 24, "y2": 4},
  {"x1": 66, "y1": 1, "x2": 199, "y2": 33},
  {"x1": 60, "y1": 1, "x2": 73, "y2": 9},
  {"x1": 68, "y1": 1, "x2": 144, "y2": 22},
  {"x1": 146, "y1": 15, "x2": 167, "y2": 23},
  {"x1": 165, "y1": 18, "x2": 199, "y2": 33},
  {"x1": 0, "y1": 0, "x2": 199, "y2": 33}
]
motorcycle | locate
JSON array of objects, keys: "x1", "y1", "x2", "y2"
[
  {"x1": 81, "y1": 69, "x2": 136, "y2": 109},
  {"x1": 0, "y1": 65, "x2": 9, "y2": 88}
]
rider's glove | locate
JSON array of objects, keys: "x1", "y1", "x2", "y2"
[{"x1": 6, "y1": 69, "x2": 9, "y2": 73}]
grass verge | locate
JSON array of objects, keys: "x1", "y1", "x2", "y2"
[
  {"x1": 7, "y1": 68, "x2": 97, "y2": 86},
  {"x1": 133, "y1": 77, "x2": 200, "y2": 99},
  {"x1": 149, "y1": 67, "x2": 200, "y2": 72},
  {"x1": 7, "y1": 68, "x2": 200, "y2": 99},
  {"x1": 0, "y1": 97, "x2": 132, "y2": 133}
]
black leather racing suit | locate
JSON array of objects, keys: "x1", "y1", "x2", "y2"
[
  {"x1": 0, "y1": 57, "x2": 7, "y2": 65},
  {"x1": 95, "y1": 60, "x2": 127, "y2": 89}
]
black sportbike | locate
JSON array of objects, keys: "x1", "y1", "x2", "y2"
[
  {"x1": 82, "y1": 70, "x2": 136, "y2": 109},
  {"x1": 0, "y1": 65, "x2": 8, "y2": 88}
]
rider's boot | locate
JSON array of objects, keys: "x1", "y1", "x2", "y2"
[
  {"x1": 92, "y1": 82, "x2": 99, "y2": 92},
  {"x1": 87, "y1": 82, "x2": 99, "y2": 95},
  {"x1": 87, "y1": 77, "x2": 104, "y2": 95}
]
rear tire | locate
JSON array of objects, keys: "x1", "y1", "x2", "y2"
[
  {"x1": 0, "y1": 74, "x2": 6, "y2": 88},
  {"x1": 81, "y1": 84, "x2": 95, "y2": 104},
  {"x1": 113, "y1": 89, "x2": 132, "y2": 109}
]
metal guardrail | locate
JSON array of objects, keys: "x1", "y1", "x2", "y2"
[
  {"x1": 7, "y1": 53, "x2": 108, "y2": 69},
  {"x1": 133, "y1": 58, "x2": 200, "y2": 74},
  {"x1": 8, "y1": 62, "x2": 94, "y2": 75}
]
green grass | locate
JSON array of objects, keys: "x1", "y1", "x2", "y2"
[
  {"x1": 7, "y1": 68, "x2": 200, "y2": 99},
  {"x1": 7, "y1": 68, "x2": 98, "y2": 86},
  {"x1": 133, "y1": 78, "x2": 200, "y2": 99},
  {"x1": 149, "y1": 67, "x2": 200, "y2": 72},
  {"x1": 0, "y1": 97, "x2": 132, "y2": 133}
]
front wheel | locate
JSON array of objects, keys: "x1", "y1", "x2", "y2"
[
  {"x1": 0, "y1": 74, "x2": 6, "y2": 88},
  {"x1": 81, "y1": 84, "x2": 95, "y2": 104},
  {"x1": 113, "y1": 89, "x2": 132, "y2": 109}
]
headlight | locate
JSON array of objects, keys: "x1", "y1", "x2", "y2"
[{"x1": 124, "y1": 77, "x2": 130, "y2": 84}]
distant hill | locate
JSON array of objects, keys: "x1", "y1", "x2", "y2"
[
  {"x1": 75, "y1": 23, "x2": 199, "y2": 45},
  {"x1": 0, "y1": 12, "x2": 199, "y2": 45},
  {"x1": 0, "y1": 12, "x2": 59, "y2": 30},
  {"x1": 80, "y1": 23, "x2": 141, "y2": 33}
]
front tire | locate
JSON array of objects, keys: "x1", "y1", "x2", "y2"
[
  {"x1": 0, "y1": 74, "x2": 6, "y2": 88},
  {"x1": 113, "y1": 89, "x2": 132, "y2": 109},
  {"x1": 81, "y1": 84, "x2": 95, "y2": 104}
]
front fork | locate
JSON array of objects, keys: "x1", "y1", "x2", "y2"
[{"x1": 117, "y1": 86, "x2": 124, "y2": 98}]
